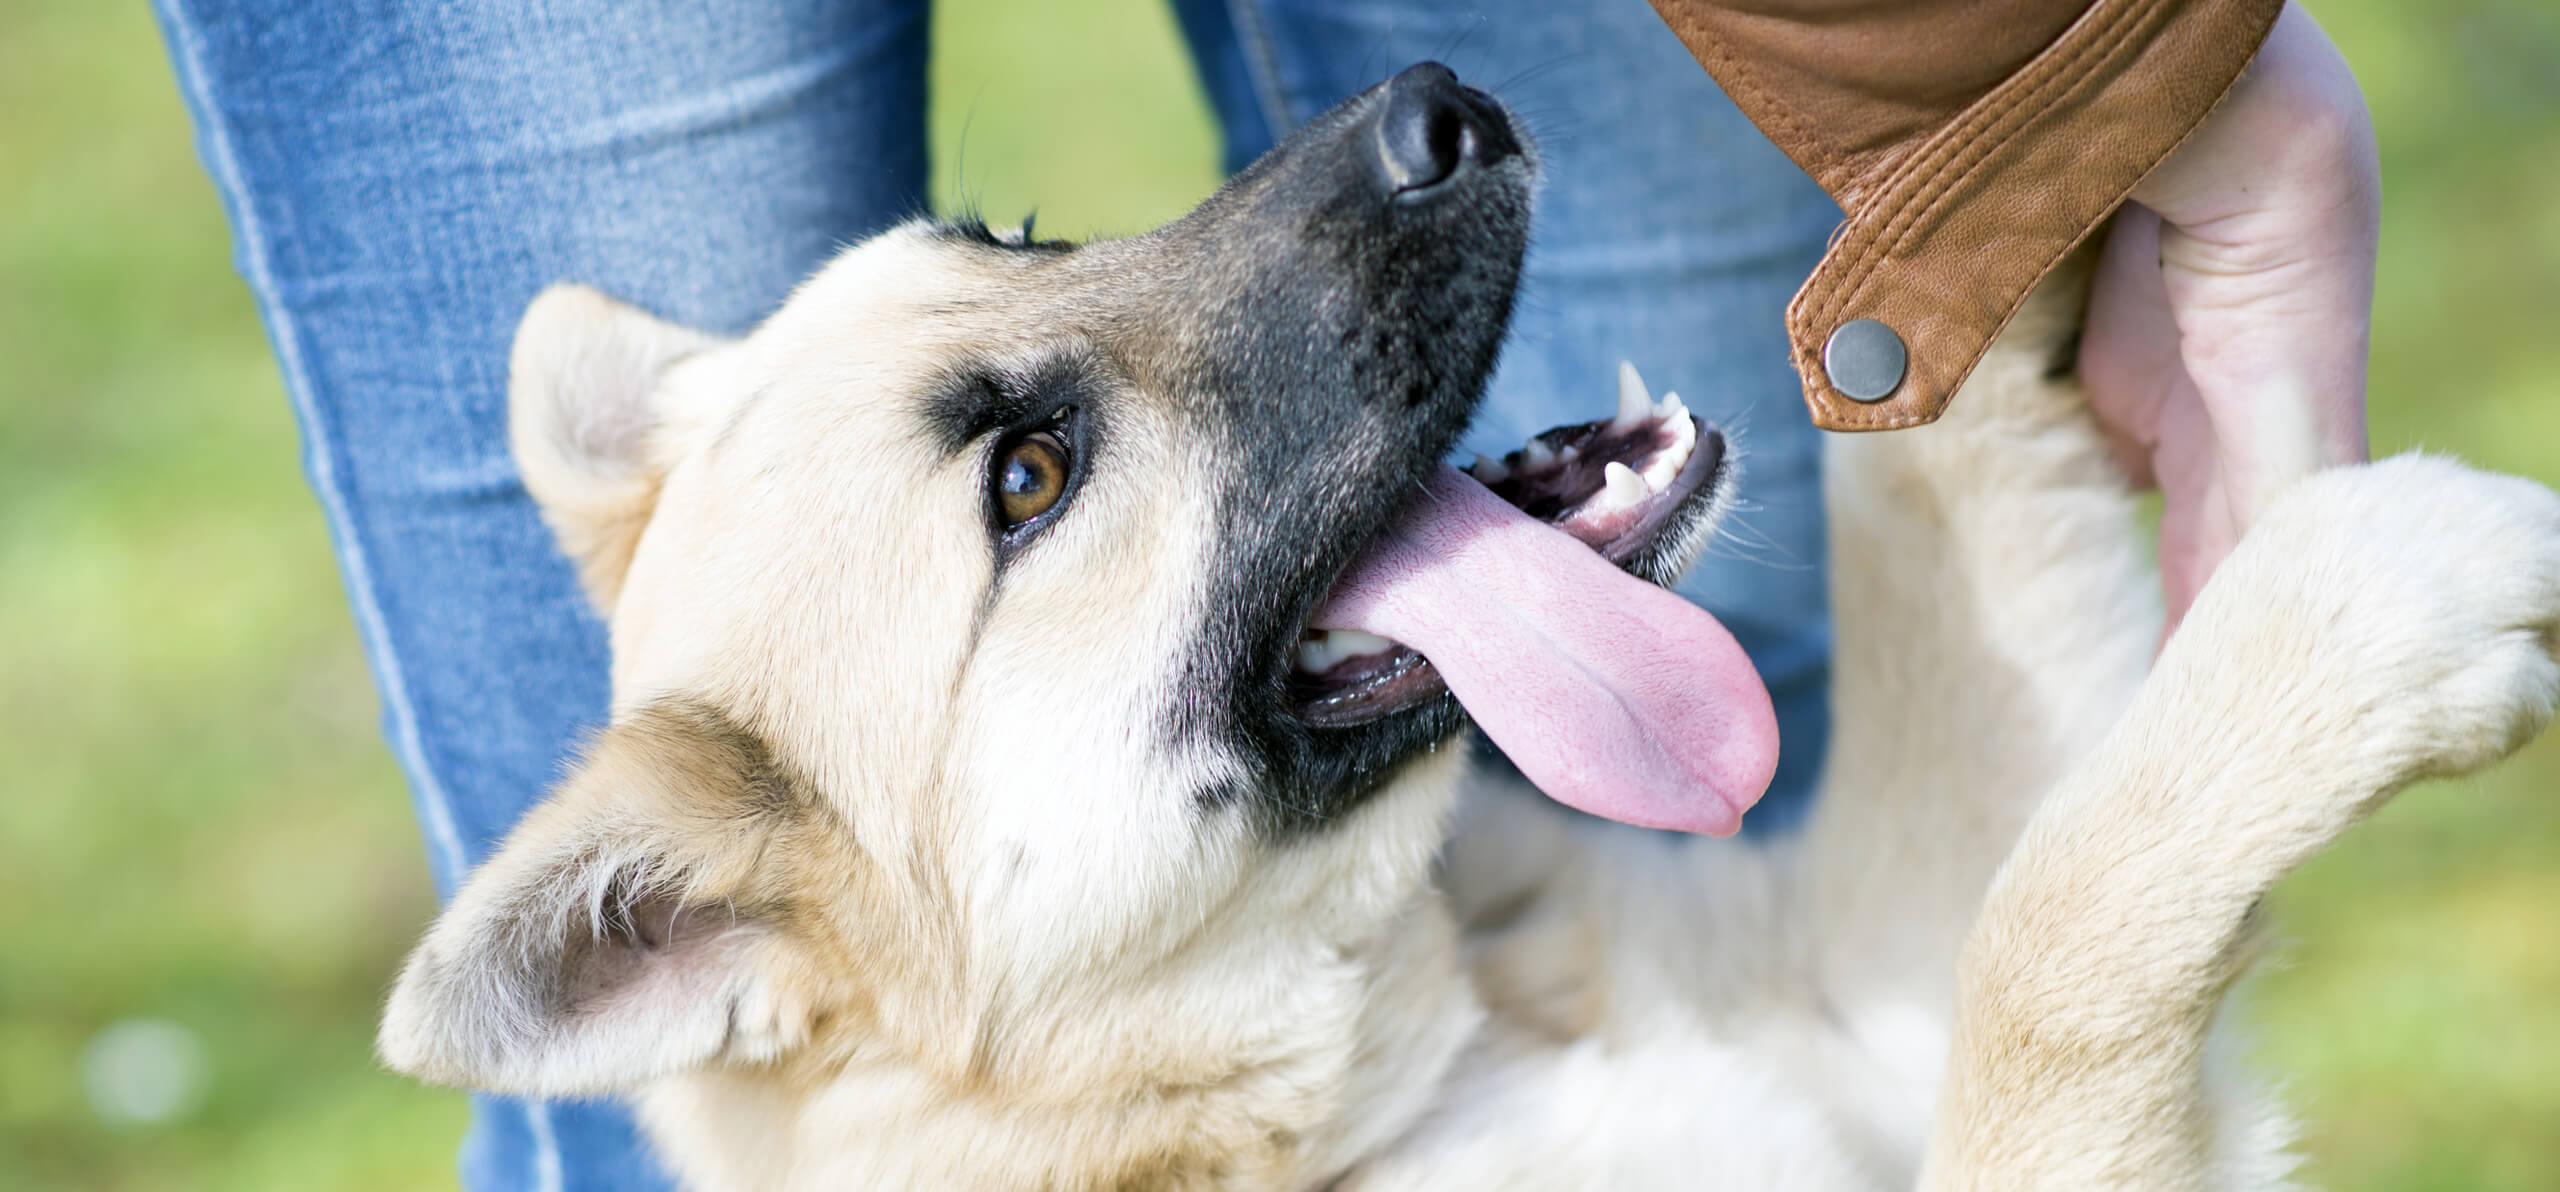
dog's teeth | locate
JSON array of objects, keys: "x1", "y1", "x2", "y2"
[
  {"x1": 1663, "y1": 406, "x2": 1697, "y2": 458},
  {"x1": 1522, "y1": 439, "x2": 1556, "y2": 469},
  {"x1": 1655, "y1": 390, "x2": 1689, "y2": 424},
  {"x1": 1470, "y1": 453, "x2": 1510, "y2": 484},
  {"x1": 1613, "y1": 361, "x2": 1652, "y2": 430},
  {"x1": 1641, "y1": 408, "x2": 1699, "y2": 489},
  {"x1": 1643, "y1": 438, "x2": 1686, "y2": 486},
  {"x1": 1297, "y1": 639, "x2": 1334, "y2": 673},
  {"x1": 1559, "y1": 444, "x2": 1580, "y2": 463},
  {"x1": 1330, "y1": 629, "x2": 1393, "y2": 656},
  {"x1": 1599, "y1": 461, "x2": 1652, "y2": 511},
  {"x1": 1296, "y1": 628, "x2": 1397, "y2": 674},
  {"x1": 1298, "y1": 634, "x2": 1345, "y2": 673}
]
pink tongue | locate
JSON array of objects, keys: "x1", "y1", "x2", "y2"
[{"x1": 1315, "y1": 465, "x2": 1777, "y2": 834}]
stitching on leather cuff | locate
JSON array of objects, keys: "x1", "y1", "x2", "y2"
[
  {"x1": 1814, "y1": 0, "x2": 2147, "y2": 330},
  {"x1": 1672, "y1": 11, "x2": 1849, "y2": 185},
  {"x1": 1790, "y1": 0, "x2": 2279, "y2": 432}
]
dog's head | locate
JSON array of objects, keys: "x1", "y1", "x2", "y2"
[{"x1": 380, "y1": 64, "x2": 1765, "y2": 1130}]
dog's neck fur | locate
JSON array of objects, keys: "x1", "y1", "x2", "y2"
[{"x1": 636, "y1": 767, "x2": 1485, "y2": 1191}]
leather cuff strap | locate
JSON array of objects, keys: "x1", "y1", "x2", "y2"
[{"x1": 1652, "y1": 0, "x2": 2285, "y2": 431}]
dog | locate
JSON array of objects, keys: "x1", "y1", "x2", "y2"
[{"x1": 378, "y1": 63, "x2": 2560, "y2": 1189}]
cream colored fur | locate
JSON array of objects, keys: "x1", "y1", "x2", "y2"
[{"x1": 382, "y1": 233, "x2": 2560, "y2": 1189}]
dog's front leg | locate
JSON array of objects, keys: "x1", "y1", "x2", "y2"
[
  {"x1": 1793, "y1": 263, "x2": 2158, "y2": 1021},
  {"x1": 1919, "y1": 456, "x2": 2560, "y2": 1191}
]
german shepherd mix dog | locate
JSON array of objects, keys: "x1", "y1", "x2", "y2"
[{"x1": 380, "y1": 65, "x2": 2560, "y2": 1189}]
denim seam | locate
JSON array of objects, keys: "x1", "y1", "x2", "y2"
[
  {"x1": 150, "y1": 3, "x2": 474, "y2": 890},
  {"x1": 152, "y1": 4, "x2": 556, "y2": 1190},
  {"x1": 1220, "y1": 0, "x2": 1299, "y2": 139},
  {"x1": 526, "y1": 1100, "x2": 566, "y2": 1192}
]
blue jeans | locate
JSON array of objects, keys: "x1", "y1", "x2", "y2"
[{"x1": 153, "y1": 1, "x2": 1836, "y2": 1187}]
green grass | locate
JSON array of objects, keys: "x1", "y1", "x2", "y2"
[{"x1": 1, "y1": 0, "x2": 2554, "y2": 1187}]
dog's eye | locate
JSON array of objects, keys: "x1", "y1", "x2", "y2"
[{"x1": 994, "y1": 430, "x2": 1071, "y2": 528}]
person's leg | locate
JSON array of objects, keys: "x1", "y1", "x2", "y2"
[
  {"x1": 149, "y1": 1, "x2": 929, "y2": 1186},
  {"x1": 1172, "y1": 0, "x2": 1843, "y2": 829}
]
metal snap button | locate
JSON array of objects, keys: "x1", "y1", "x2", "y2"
[{"x1": 1823, "y1": 319, "x2": 1906, "y2": 403}]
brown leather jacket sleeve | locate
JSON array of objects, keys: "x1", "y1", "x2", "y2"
[{"x1": 1648, "y1": 0, "x2": 2285, "y2": 430}]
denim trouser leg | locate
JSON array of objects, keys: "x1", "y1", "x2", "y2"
[
  {"x1": 150, "y1": 2, "x2": 929, "y2": 1187},
  {"x1": 1176, "y1": 0, "x2": 1845, "y2": 826}
]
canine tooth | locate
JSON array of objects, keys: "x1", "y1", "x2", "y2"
[
  {"x1": 1470, "y1": 453, "x2": 1509, "y2": 484},
  {"x1": 1600, "y1": 461, "x2": 1651, "y2": 510},
  {"x1": 1522, "y1": 439, "x2": 1556, "y2": 469},
  {"x1": 1614, "y1": 361, "x2": 1652, "y2": 429},
  {"x1": 1559, "y1": 444, "x2": 1580, "y2": 463}
]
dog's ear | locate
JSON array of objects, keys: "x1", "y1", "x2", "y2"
[
  {"x1": 509, "y1": 284, "x2": 728, "y2": 612},
  {"x1": 379, "y1": 704, "x2": 816, "y2": 1096}
]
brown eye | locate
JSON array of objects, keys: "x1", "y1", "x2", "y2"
[{"x1": 994, "y1": 430, "x2": 1070, "y2": 528}]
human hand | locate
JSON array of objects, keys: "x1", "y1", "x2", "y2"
[{"x1": 2079, "y1": 1, "x2": 2380, "y2": 632}]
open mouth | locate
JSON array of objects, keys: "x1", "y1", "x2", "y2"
[{"x1": 1289, "y1": 363, "x2": 1728, "y2": 728}]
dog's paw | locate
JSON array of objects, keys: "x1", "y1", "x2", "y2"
[{"x1": 2210, "y1": 454, "x2": 2560, "y2": 794}]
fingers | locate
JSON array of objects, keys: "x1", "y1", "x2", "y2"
[
  {"x1": 2149, "y1": 392, "x2": 2238, "y2": 633},
  {"x1": 2079, "y1": 206, "x2": 2176, "y2": 490},
  {"x1": 2083, "y1": 208, "x2": 2237, "y2": 630},
  {"x1": 2138, "y1": 2, "x2": 2377, "y2": 523},
  {"x1": 2077, "y1": 2, "x2": 2380, "y2": 627}
]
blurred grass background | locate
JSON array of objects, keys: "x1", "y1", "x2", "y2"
[{"x1": 1, "y1": 0, "x2": 2553, "y2": 1187}]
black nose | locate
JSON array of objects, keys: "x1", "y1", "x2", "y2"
[{"x1": 1373, "y1": 62, "x2": 1518, "y2": 196}]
